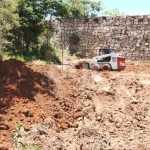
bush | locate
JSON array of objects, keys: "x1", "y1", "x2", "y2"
[
  {"x1": 75, "y1": 51, "x2": 82, "y2": 57},
  {"x1": 68, "y1": 33, "x2": 80, "y2": 45},
  {"x1": 39, "y1": 43, "x2": 60, "y2": 63}
]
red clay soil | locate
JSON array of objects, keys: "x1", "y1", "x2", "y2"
[
  {"x1": 0, "y1": 59, "x2": 50, "y2": 149},
  {"x1": 0, "y1": 59, "x2": 83, "y2": 149},
  {"x1": 1, "y1": 59, "x2": 150, "y2": 149}
]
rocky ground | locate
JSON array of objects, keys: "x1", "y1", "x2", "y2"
[{"x1": 0, "y1": 59, "x2": 150, "y2": 150}]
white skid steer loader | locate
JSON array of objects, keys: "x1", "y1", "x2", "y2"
[{"x1": 89, "y1": 48, "x2": 126, "y2": 71}]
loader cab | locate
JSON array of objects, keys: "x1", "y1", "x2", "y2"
[
  {"x1": 99, "y1": 48, "x2": 116, "y2": 56},
  {"x1": 98, "y1": 48, "x2": 116, "y2": 62}
]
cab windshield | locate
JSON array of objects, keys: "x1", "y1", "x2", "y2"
[{"x1": 99, "y1": 48, "x2": 116, "y2": 55}]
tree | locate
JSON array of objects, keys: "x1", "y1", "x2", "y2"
[
  {"x1": 0, "y1": 0, "x2": 19, "y2": 51},
  {"x1": 0, "y1": 0, "x2": 19, "y2": 31},
  {"x1": 63, "y1": 0, "x2": 102, "y2": 18},
  {"x1": 2, "y1": 0, "x2": 69, "y2": 57},
  {"x1": 102, "y1": 8, "x2": 122, "y2": 16},
  {"x1": 1, "y1": 0, "x2": 102, "y2": 61},
  {"x1": 43, "y1": 0, "x2": 70, "y2": 19},
  {"x1": 17, "y1": 0, "x2": 45, "y2": 52}
]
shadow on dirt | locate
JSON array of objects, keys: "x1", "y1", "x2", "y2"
[{"x1": 0, "y1": 59, "x2": 55, "y2": 110}]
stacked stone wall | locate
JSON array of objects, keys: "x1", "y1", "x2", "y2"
[{"x1": 52, "y1": 15, "x2": 150, "y2": 60}]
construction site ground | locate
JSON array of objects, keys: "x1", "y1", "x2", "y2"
[{"x1": 0, "y1": 58, "x2": 150, "y2": 150}]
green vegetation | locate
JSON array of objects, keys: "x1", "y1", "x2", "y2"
[
  {"x1": 12, "y1": 122, "x2": 25, "y2": 148},
  {"x1": 1, "y1": 0, "x2": 66, "y2": 63},
  {"x1": 0, "y1": 0, "x2": 102, "y2": 62},
  {"x1": 68, "y1": 33, "x2": 81, "y2": 56},
  {"x1": 68, "y1": 33, "x2": 80, "y2": 45},
  {"x1": 63, "y1": 0, "x2": 102, "y2": 18},
  {"x1": 12, "y1": 122, "x2": 43, "y2": 150},
  {"x1": 102, "y1": 8, "x2": 122, "y2": 16}
]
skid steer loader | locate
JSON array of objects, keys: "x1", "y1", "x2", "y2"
[
  {"x1": 89, "y1": 48, "x2": 125, "y2": 71},
  {"x1": 75, "y1": 48, "x2": 126, "y2": 71}
]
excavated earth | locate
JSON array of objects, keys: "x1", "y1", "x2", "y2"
[{"x1": 0, "y1": 59, "x2": 150, "y2": 150}]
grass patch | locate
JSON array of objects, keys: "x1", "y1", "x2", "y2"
[
  {"x1": 2, "y1": 43, "x2": 80, "y2": 63},
  {"x1": 11, "y1": 122, "x2": 43, "y2": 150},
  {"x1": 3, "y1": 52, "x2": 32, "y2": 62},
  {"x1": 2, "y1": 50, "x2": 60, "y2": 63}
]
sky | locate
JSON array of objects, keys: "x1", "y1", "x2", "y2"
[{"x1": 100, "y1": 0, "x2": 150, "y2": 16}]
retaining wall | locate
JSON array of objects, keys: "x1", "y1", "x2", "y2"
[{"x1": 52, "y1": 15, "x2": 150, "y2": 60}]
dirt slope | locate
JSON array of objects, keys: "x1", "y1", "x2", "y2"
[{"x1": 0, "y1": 59, "x2": 150, "y2": 150}]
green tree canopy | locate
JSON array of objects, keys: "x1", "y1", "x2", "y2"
[
  {"x1": 43, "y1": 0, "x2": 70, "y2": 19},
  {"x1": 1, "y1": 0, "x2": 103, "y2": 61},
  {"x1": 102, "y1": 8, "x2": 122, "y2": 16},
  {"x1": 0, "y1": 0, "x2": 19, "y2": 51},
  {"x1": 2, "y1": 0, "x2": 69, "y2": 55},
  {"x1": 0, "y1": 0, "x2": 19, "y2": 31},
  {"x1": 63, "y1": 0, "x2": 102, "y2": 18}
]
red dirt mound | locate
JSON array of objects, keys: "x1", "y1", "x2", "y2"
[
  {"x1": 0, "y1": 59, "x2": 54, "y2": 101},
  {"x1": 0, "y1": 59, "x2": 83, "y2": 149},
  {"x1": 0, "y1": 59, "x2": 55, "y2": 149}
]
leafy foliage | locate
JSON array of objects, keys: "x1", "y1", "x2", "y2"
[
  {"x1": 12, "y1": 122, "x2": 43, "y2": 150},
  {"x1": 102, "y1": 8, "x2": 122, "y2": 16},
  {"x1": 0, "y1": 0, "x2": 103, "y2": 62},
  {"x1": 43, "y1": 0, "x2": 70, "y2": 19},
  {"x1": 64, "y1": 0, "x2": 102, "y2": 18},
  {"x1": 0, "y1": 0, "x2": 19, "y2": 51},
  {"x1": 68, "y1": 33, "x2": 80, "y2": 45},
  {"x1": 0, "y1": 0, "x2": 19, "y2": 31},
  {"x1": 1, "y1": 0, "x2": 68, "y2": 62},
  {"x1": 12, "y1": 122, "x2": 25, "y2": 148}
]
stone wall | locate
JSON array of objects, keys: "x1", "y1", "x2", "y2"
[{"x1": 52, "y1": 15, "x2": 150, "y2": 60}]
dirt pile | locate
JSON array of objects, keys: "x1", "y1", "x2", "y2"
[
  {"x1": 0, "y1": 59, "x2": 53, "y2": 149},
  {"x1": 0, "y1": 59, "x2": 84, "y2": 149},
  {"x1": 0, "y1": 59, "x2": 150, "y2": 149},
  {"x1": 0, "y1": 59, "x2": 54, "y2": 100}
]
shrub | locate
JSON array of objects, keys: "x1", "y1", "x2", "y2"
[{"x1": 68, "y1": 33, "x2": 80, "y2": 45}]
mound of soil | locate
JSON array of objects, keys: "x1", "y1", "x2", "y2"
[
  {"x1": 0, "y1": 59, "x2": 53, "y2": 149},
  {"x1": 0, "y1": 59, "x2": 84, "y2": 149},
  {"x1": 0, "y1": 59, "x2": 150, "y2": 149}
]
